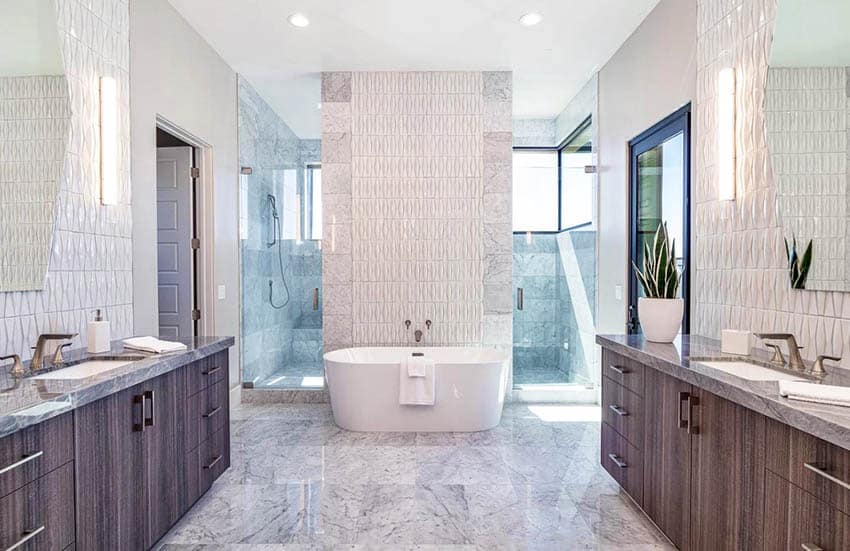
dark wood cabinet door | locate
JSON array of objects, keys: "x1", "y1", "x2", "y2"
[
  {"x1": 642, "y1": 367, "x2": 691, "y2": 549},
  {"x1": 689, "y1": 388, "x2": 766, "y2": 551},
  {"x1": 75, "y1": 383, "x2": 147, "y2": 551},
  {"x1": 144, "y1": 369, "x2": 184, "y2": 548}
]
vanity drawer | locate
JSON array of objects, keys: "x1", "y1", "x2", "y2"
[
  {"x1": 200, "y1": 426, "x2": 230, "y2": 492},
  {"x1": 0, "y1": 461, "x2": 75, "y2": 551},
  {"x1": 602, "y1": 378, "x2": 643, "y2": 449},
  {"x1": 0, "y1": 413, "x2": 73, "y2": 499},
  {"x1": 602, "y1": 349, "x2": 645, "y2": 397},
  {"x1": 601, "y1": 422, "x2": 643, "y2": 505},
  {"x1": 186, "y1": 379, "x2": 230, "y2": 451},
  {"x1": 766, "y1": 419, "x2": 850, "y2": 516},
  {"x1": 764, "y1": 469, "x2": 850, "y2": 550},
  {"x1": 185, "y1": 351, "x2": 228, "y2": 396}
]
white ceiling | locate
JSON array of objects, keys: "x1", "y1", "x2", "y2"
[
  {"x1": 167, "y1": 0, "x2": 661, "y2": 139},
  {"x1": 771, "y1": 0, "x2": 850, "y2": 67}
]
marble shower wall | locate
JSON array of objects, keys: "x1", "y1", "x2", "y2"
[
  {"x1": 239, "y1": 77, "x2": 322, "y2": 385},
  {"x1": 694, "y1": 0, "x2": 850, "y2": 364},
  {"x1": 0, "y1": 0, "x2": 132, "y2": 361},
  {"x1": 321, "y1": 71, "x2": 513, "y2": 352}
]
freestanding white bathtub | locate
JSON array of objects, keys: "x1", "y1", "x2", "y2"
[{"x1": 324, "y1": 347, "x2": 510, "y2": 432}]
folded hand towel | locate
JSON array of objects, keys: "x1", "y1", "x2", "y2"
[
  {"x1": 779, "y1": 380, "x2": 850, "y2": 408},
  {"x1": 408, "y1": 356, "x2": 427, "y2": 377},
  {"x1": 123, "y1": 336, "x2": 188, "y2": 354},
  {"x1": 399, "y1": 355, "x2": 435, "y2": 406}
]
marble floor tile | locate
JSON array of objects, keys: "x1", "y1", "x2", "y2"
[{"x1": 160, "y1": 403, "x2": 673, "y2": 550}]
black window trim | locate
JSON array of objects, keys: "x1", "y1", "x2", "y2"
[{"x1": 512, "y1": 115, "x2": 593, "y2": 235}]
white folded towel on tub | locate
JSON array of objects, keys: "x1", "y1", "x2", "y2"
[
  {"x1": 779, "y1": 380, "x2": 850, "y2": 408},
  {"x1": 399, "y1": 355, "x2": 435, "y2": 406}
]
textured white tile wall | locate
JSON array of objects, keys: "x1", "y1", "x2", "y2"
[
  {"x1": 0, "y1": 76, "x2": 70, "y2": 291},
  {"x1": 766, "y1": 67, "x2": 847, "y2": 291},
  {"x1": 695, "y1": 0, "x2": 850, "y2": 364},
  {"x1": 321, "y1": 71, "x2": 512, "y2": 351},
  {"x1": 0, "y1": 0, "x2": 132, "y2": 360}
]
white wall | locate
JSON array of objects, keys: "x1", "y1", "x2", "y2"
[
  {"x1": 130, "y1": 0, "x2": 240, "y2": 394},
  {"x1": 596, "y1": 0, "x2": 696, "y2": 334}
]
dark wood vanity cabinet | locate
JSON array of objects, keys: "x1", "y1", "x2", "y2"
[{"x1": 74, "y1": 351, "x2": 231, "y2": 550}]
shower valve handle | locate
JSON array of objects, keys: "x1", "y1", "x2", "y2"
[
  {"x1": 425, "y1": 320, "x2": 432, "y2": 330},
  {"x1": 404, "y1": 320, "x2": 411, "y2": 329}
]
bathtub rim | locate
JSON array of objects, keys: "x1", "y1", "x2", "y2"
[{"x1": 323, "y1": 345, "x2": 509, "y2": 367}]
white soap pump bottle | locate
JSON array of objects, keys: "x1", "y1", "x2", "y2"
[{"x1": 87, "y1": 309, "x2": 111, "y2": 353}]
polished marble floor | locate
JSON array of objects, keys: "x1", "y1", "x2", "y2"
[{"x1": 158, "y1": 403, "x2": 672, "y2": 550}]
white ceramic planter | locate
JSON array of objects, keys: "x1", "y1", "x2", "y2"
[{"x1": 638, "y1": 297, "x2": 684, "y2": 343}]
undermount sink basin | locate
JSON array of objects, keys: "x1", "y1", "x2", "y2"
[
  {"x1": 694, "y1": 360, "x2": 808, "y2": 382},
  {"x1": 31, "y1": 360, "x2": 134, "y2": 381}
]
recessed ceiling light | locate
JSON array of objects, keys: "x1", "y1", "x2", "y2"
[
  {"x1": 519, "y1": 12, "x2": 543, "y2": 26},
  {"x1": 288, "y1": 13, "x2": 310, "y2": 28}
]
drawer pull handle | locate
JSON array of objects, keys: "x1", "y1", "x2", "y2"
[
  {"x1": 6, "y1": 525, "x2": 45, "y2": 551},
  {"x1": 804, "y1": 462, "x2": 850, "y2": 491},
  {"x1": 801, "y1": 544, "x2": 823, "y2": 551},
  {"x1": 608, "y1": 453, "x2": 627, "y2": 469},
  {"x1": 144, "y1": 390, "x2": 155, "y2": 427},
  {"x1": 204, "y1": 454, "x2": 223, "y2": 470},
  {"x1": 608, "y1": 404, "x2": 629, "y2": 416},
  {"x1": 203, "y1": 406, "x2": 222, "y2": 418},
  {"x1": 608, "y1": 364, "x2": 629, "y2": 375},
  {"x1": 203, "y1": 366, "x2": 221, "y2": 376},
  {"x1": 0, "y1": 450, "x2": 43, "y2": 475}
]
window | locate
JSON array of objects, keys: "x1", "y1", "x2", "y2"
[
  {"x1": 304, "y1": 164, "x2": 322, "y2": 240},
  {"x1": 512, "y1": 117, "x2": 594, "y2": 233},
  {"x1": 512, "y1": 150, "x2": 559, "y2": 232}
]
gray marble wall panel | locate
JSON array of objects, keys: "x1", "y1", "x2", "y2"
[
  {"x1": 239, "y1": 77, "x2": 322, "y2": 385},
  {"x1": 0, "y1": 0, "x2": 133, "y2": 361},
  {"x1": 321, "y1": 71, "x2": 512, "y2": 354}
]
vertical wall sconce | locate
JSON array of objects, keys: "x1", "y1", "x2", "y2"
[
  {"x1": 99, "y1": 76, "x2": 118, "y2": 205},
  {"x1": 717, "y1": 67, "x2": 736, "y2": 201}
]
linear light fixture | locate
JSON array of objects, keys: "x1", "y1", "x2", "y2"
[
  {"x1": 99, "y1": 76, "x2": 118, "y2": 205},
  {"x1": 717, "y1": 67, "x2": 736, "y2": 201}
]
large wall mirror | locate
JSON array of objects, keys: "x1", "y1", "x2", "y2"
[
  {"x1": 0, "y1": 0, "x2": 69, "y2": 291},
  {"x1": 767, "y1": 0, "x2": 850, "y2": 291}
]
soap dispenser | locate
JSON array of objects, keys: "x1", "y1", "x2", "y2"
[{"x1": 87, "y1": 309, "x2": 111, "y2": 353}]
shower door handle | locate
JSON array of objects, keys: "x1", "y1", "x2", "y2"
[
  {"x1": 517, "y1": 288, "x2": 523, "y2": 311},
  {"x1": 312, "y1": 288, "x2": 319, "y2": 311}
]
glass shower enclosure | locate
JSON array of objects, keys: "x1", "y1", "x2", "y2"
[{"x1": 238, "y1": 76, "x2": 323, "y2": 389}]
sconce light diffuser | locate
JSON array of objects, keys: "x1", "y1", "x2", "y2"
[
  {"x1": 717, "y1": 67, "x2": 736, "y2": 201},
  {"x1": 100, "y1": 76, "x2": 118, "y2": 205}
]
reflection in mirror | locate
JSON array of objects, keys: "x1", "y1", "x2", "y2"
[
  {"x1": 0, "y1": 0, "x2": 69, "y2": 291},
  {"x1": 766, "y1": 0, "x2": 850, "y2": 291}
]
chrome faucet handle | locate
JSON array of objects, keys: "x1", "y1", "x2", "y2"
[
  {"x1": 812, "y1": 354, "x2": 841, "y2": 376},
  {"x1": 765, "y1": 343, "x2": 785, "y2": 367},
  {"x1": 0, "y1": 354, "x2": 26, "y2": 378},
  {"x1": 53, "y1": 343, "x2": 73, "y2": 366}
]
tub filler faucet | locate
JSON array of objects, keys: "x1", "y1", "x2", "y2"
[{"x1": 414, "y1": 329, "x2": 423, "y2": 343}]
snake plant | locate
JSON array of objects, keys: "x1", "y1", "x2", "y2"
[
  {"x1": 784, "y1": 236, "x2": 813, "y2": 290},
  {"x1": 632, "y1": 222, "x2": 682, "y2": 299}
]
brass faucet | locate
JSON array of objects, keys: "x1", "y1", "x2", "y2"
[
  {"x1": 0, "y1": 354, "x2": 26, "y2": 378},
  {"x1": 31, "y1": 334, "x2": 77, "y2": 371},
  {"x1": 755, "y1": 333, "x2": 806, "y2": 371}
]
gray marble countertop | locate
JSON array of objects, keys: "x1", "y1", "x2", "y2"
[
  {"x1": 0, "y1": 336, "x2": 234, "y2": 439},
  {"x1": 596, "y1": 334, "x2": 850, "y2": 451}
]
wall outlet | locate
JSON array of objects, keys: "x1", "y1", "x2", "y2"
[
  {"x1": 217, "y1": 285, "x2": 226, "y2": 300},
  {"x1": 614, "y1": 285, "x2": 623, "y2": 300}
]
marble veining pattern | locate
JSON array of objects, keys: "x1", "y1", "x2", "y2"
[
  {"x1": 0, "y1": 336, "x2": 233, "y2": 438},
  {"x1": 159, "y1": 402, "x2": 671, "y2": 550},
  {"x1": 597, "y1": 334, "x2": 850, "y2": 450}
]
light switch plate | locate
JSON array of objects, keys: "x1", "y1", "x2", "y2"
[
  {"x1": 614, "y1": 285, "x2": 623, "y2": 300},
  {"x1": 217, "y1": 285, "x2": 226, "y2": 300}
]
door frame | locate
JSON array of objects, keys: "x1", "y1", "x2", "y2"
[
  {"x1": 627, "y1": 103, "x2": 691, "y2": 335},
  {"x1": 155, "y1": 115, "x2": 216, "y2": 338}
]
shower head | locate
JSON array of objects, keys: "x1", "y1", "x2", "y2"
[{"x1": 267, "y1": 194, "x2": 279, "y2": 219}]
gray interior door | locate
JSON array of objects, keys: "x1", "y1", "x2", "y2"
[{"x1": 156, "y1": 146, "x2": 194, "y2": 339}]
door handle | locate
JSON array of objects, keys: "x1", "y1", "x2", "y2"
[
  {"x1": 678, "y1": 392, "x2": 689, "y2": 430},
  {"x1": 608, "y1": 404, "x2": 629, "y2": 416},
  {"x1": 804, "y1": 462, "x2": 850, "y2": 491},
  {"x1": 312, "y1": 288, "x2": 319, "y2": 311},
  {"x1": 6, "y1": 525, "x2": 45, "y2": 550},
  {"x1": 687, "y1": 394, "x2": 699, "y2": 434},
  {"x1": 144, "y1": 390, "x2": 155, "y2": 427},
  {"x1": 202, "y1": 366, "x2": 221, "y2": 376},
  {"x1": 203, "y1": 454, "x2": 223, "y2": 470},
  {"x1": 801, "y1": 544, "x2": 824, "y2": 551},
  {"x1": 203, "y1": 406, "x2": 222, "y2": 419},
  {"x1": 608, "y1": 453, "x2": 628, "y2": 468},
  {"x1": 517, "y1": 288, "x2": 523, "y2": 310},
  {"x1": 133, "y1": 394, "x2": 145, "y2": 432},
  {"x1": 0, "y1": 451, "x2": 43, "y2": 475},
  {"x1": 608, "y1": 364, "x2": 629, "y2": 375}
]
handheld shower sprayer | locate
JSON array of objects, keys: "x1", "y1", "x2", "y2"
[{"x1": 266, "y1": 193, "x2": 290, "y2": 309}]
